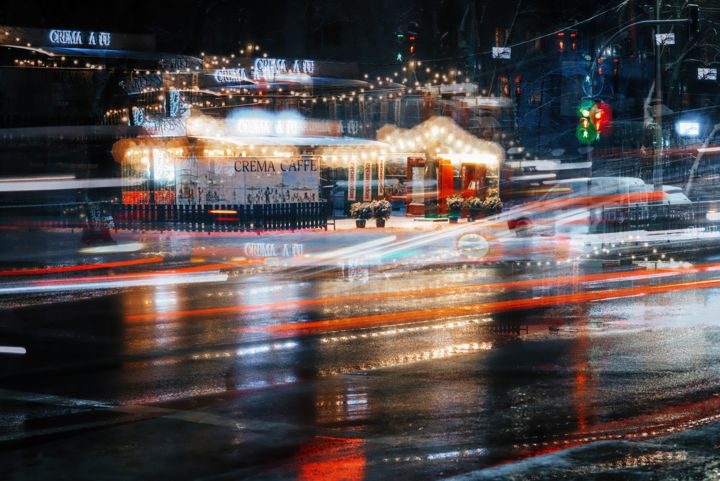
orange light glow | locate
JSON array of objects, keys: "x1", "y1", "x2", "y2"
[
  {"x1": 208, "y1": 209, "x2": 238, "y2": 214},
  {"x1": 236, "y1": 275, "x2": 720, "y2": 335},
  {"x1": 35, "y1": 259, "x2": 263, "y2": 286},
  {"x1": 127, "y1": 261, "x2": 720, "y2": 322},
  {"x1": 0, "y1": 256, "x2": 163, "y2": 276},
  {"x1": 296, "y1": 436, "x2": 366, "y2": 481}
]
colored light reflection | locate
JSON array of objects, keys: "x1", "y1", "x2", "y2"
[
  {"x1": 238, "y1": 275, "x2": 720, "y2": 336},
  {"x1": 127, "y1": 261, "x2": 720, "y2": 322},
  {"x1": 296, "y1": 436, "x2": 366, "y2": 481}
]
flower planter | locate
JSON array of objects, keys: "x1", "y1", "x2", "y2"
[
  {"x1": 355, "y1": 219, "x2": 366, "y2": 228},
  {"x1": 375, "y1": 218, "x2": 386, "y2": 228},
  {"x1": 468, "y1": 211, "x2": 482, "y2": 222}
]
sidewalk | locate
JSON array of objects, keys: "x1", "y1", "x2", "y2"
[{"x1": 330, "y1": 215, "x2": 487, "y2": 231}]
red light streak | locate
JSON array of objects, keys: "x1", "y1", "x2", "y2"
[
  {"x1": 0, "y1": 256, "x2": 164, "y2": 277},
  {"x1": 236, "y1": 275, "x2": 720, "y2": 335},
  {"x1": 33, "y1": 259, "x2": 263, "y2": 286},
  {"x1": 126, "y1": 261, "x2": 720, "y2": 322}
]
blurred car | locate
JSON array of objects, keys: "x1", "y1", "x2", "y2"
[{"x1": 505, "y1": 177, "x2": 692, "y2": 236}]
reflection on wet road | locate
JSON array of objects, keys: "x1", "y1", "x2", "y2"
[{"x1": 3, "y1": 251, "x2": 720, "y2": 479}]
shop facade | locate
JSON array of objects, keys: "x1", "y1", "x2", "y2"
[{"x1": 111, "y1": 112, "x2": 389, "y2": 230}]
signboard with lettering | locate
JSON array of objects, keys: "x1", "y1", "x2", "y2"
[
  {"x1": 698, "y1": 68, "x2": 717, "y2": 81},
  {"x1": 214, "y1": 68, "x2": 250, "y2": 83},
  {"x1": 492, "y1": 47, "x2": 511, "y2": 59},
  {"x1": 243, "y1": 242, "x2": 304, "y2": 258},
  {"x1": 159, "y1": 55, "x2": 203, "y2": 71},
  {"x1": 49, "y1": 29, "x2": 111, "y2": 47},
  {"x1": 0, "y1": 25, "x2": 156, "y2": 51},
  {"x1": 189, "y1": 157, "x2": 319, "y2": 205},
  {"x1": 119, "y1": 74, "x2": 163, "y2": 94},
  {"x1": 348, "y1": 162, "x2": 356, "y2": 201},
  {"x1": 655, "y1": 33, "x2": 675, "y2": 45},
  {"x1": 342, "y1": 120, "x2": 360, "y2": 137},
  {"x1": 363, "y1": 162, "x2": 372, "y2": 201},
  {"x1": 378, "y1": 158, "x2": 385, "y2": 196},
  {"x1": 253, "y1": 58, "x2": 315, "y2": 81}
]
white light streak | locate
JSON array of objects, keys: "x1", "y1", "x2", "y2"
[
  {"x1": 79, "y1": 242, "x2": 145, "y2": 254},
  {"x1": 0, "y1": 273, "x2": 228, "y2": 295},
  {"x1": 0, "y1": 177, "x2": 143, "y2": 192},
  {"x1": 308, "y1": 235, "x2": 397, "y2": 260},
  {"x1": 0, "y1": 346, "x2": 26, "y2": 355}
]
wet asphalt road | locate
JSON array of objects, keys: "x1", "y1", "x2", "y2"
[{"x1": 2, "y1": 234, "x2": 720, "y2": 479}]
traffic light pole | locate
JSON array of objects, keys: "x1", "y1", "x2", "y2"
[
  {"x1": 583, "y1": 18, "x2": 691, "y2": 99},
  {"x1": 582, "y1": 7, "x2": 699, "y2": 190},
  {"x1": 654, "y1": 0, "x2": 664, "y2": 190}
]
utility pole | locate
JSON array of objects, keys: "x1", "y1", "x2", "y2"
[
  {"x1": 582, "y1": 6, "x2": 700, "y2": 187},
  {"x1": 653, "y1": 0, "x2": 664, "y2": 190},
  {"x1": 467, "y1": 1, "x2": 476, "y2": 81}
]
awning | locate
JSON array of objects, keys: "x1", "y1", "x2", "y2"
[
  {"x1": 2, "y1": 43, "x2": 201, "y2": 67},
  {"x1": 192, "y1": 135, "x2": 388, "y2": 147}
]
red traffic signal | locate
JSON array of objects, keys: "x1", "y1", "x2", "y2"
[{"x1": 590, "y1": 101, "x2": 613, "y2": 136}]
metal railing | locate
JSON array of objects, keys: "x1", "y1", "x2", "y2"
[{"x1": 0, "y1": 202, "x2": 329, "y2": 232}]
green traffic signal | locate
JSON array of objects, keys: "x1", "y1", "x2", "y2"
[
  {"x1": 576, "y1": 121, "x2": 598, "y2": 144},
  {"x1": 577, "y1": 99, "x2": 595, "y2": 118},
  {"x1": 577, "y1": 99, "x2": 599, "y2": 144}
]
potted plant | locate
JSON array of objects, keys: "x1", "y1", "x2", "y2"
[
  {"x1": 371, "y1": 199, "x2": 392, "y2": 227},
  {"x1": 350, "y1": 202, "x2": 372, "y2": 228},
  {"x1": 463, "y1": 196, "x2": 483, "y2": 221},
  {"x1": 482, "y1": 196, "x2": 503, "y2": 216},
  {"x1": 446, "y1": 195, "x2": 464, "y2": 223}
]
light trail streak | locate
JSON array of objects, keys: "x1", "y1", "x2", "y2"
[
  {"x1": 125, "y1": 261, "x2": 720, "y2": 322},
  {"x1": 235, "y1": 276, "x2": 720, "y2": 335},
  {"x1": 0, "y1": 256, "x2": 163, "y2": 276},
  {"x1": 306, "y1": 235, "x2": 397, "y2": 260},
  {"x1": 29, "y1": 259, "x2": 264, "y2": 286},
  {"x1": 0, "y1": 346, "x2": 26, "y2": 355},
  {"x1": 78, "y1": 242, "x2": 145, "y2": 254},
  {"x1": 0, "y1": 272, "x2": 229, "y2": 294},
  {"x1": 208, "y1": 209, "x2": 238, "y2": 214},
  {"x1": 0, "y1": 177, "x2": 143, "y2": 192},
  {"x1": 0, "y1": 175, "x2": 76, "y2": 182}
]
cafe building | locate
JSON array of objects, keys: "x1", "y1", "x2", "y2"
[{"x1": 112, "y1": 112, "x2": 502, "y2": 223}]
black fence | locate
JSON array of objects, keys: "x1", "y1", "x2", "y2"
[
  {"x1": 0, "y1": 202, "x2": 329, "y2": 232},
  {"x1": 111, "y1": 202, "x2": 328, "y2": 231}
]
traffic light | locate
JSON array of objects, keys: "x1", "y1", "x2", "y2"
[
  {"x1": 591, "y1": 101, "x2": 613, "y2": 136},
  {"x1": 576, "y1": 99, "x2": 612, "y2": 144},
  {"x1": 556, "y1": 30, "x2": 577, "y2": 52},
  {"x1": 394, "y1": 31, "x2": 404, "y2": 62},
  {"x1": 576, "y1": 99, "x2": 598, "y2": 144},
  {"x1": 407, "y1": 21, "x2": 419, "y2": 58}
]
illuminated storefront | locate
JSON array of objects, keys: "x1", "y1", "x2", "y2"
[
  {"x1": 377, "y1": 116, "x2": 504, "y2": 216},
  {"x1": 112, "y1": 112, "x2": 388, "y2": 211},
  {"x1": 112, "y1": 113, "x2": 502, "y2": 224}
]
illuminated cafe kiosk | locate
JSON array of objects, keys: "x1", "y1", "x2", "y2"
[
  {"x1": 376, "y1": 116, "x2": 504, "y2": 217},
  {"x1": 111, "y1": 111, "x2": 388, "y2": 230}
]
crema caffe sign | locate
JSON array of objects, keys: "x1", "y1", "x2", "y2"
[
  {"x1": 49, "y1": 29, "x2": 111, "y2": 47},
  {"x1": 214, "y1": 58, "x2": 315, "y2": 84}
]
